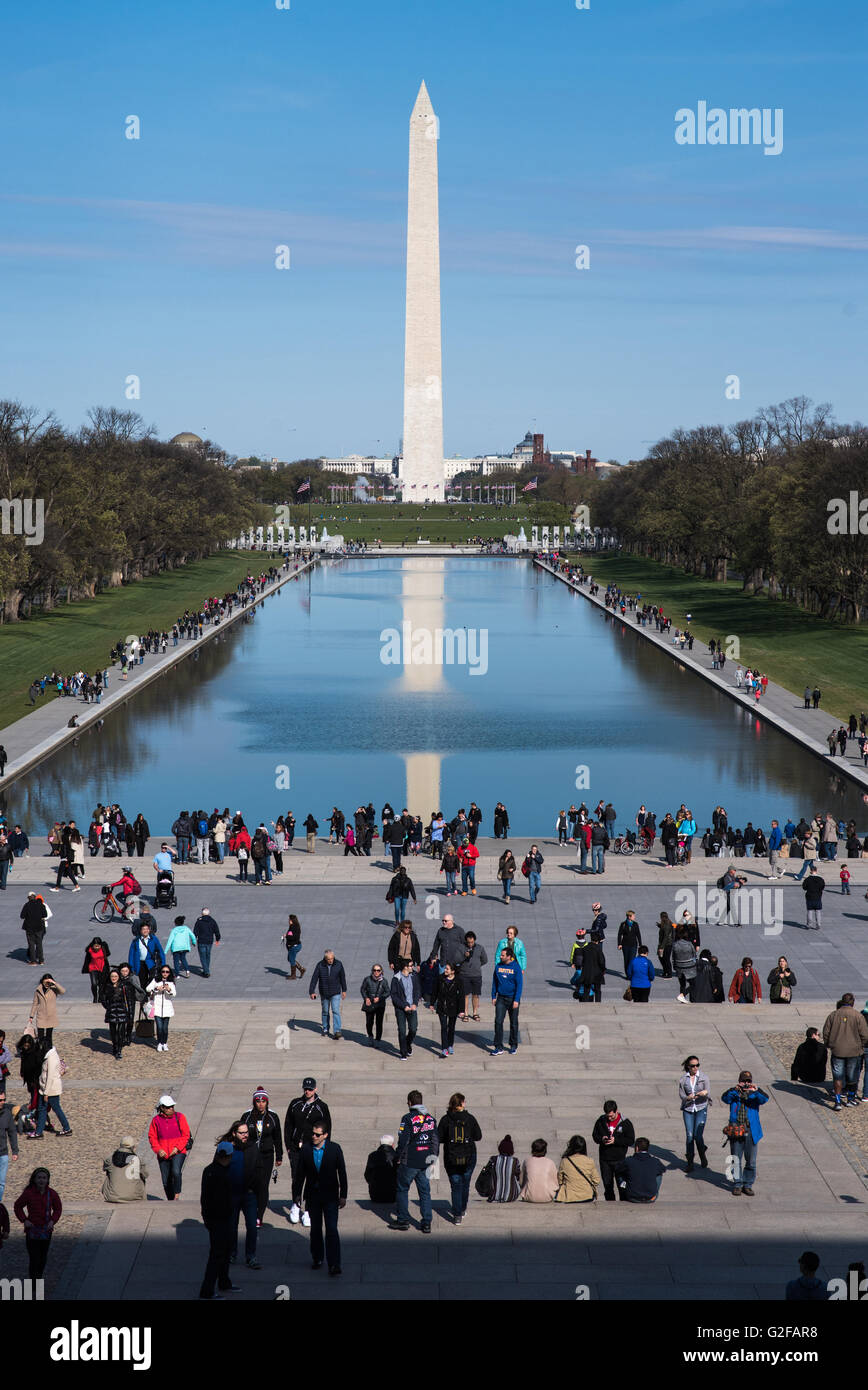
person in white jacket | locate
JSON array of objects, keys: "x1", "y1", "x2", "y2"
[
  {"x1": 146, "y1": 966, "x2": 177, "y2": 1052},
  {"x1": 30, "y1": 1045, "x2": 72, "y2": 1139}
]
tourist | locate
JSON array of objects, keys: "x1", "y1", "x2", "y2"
[
  {"x1": 309, "y1": 948, "x2": 347, "y2": 1040},
  {"x1": 438, "y1": 843, "x2": 458, "y2": 895},
  {"x1": 794, "y1": 828, "x2": 819, "y2": 880},
  {"x1": 393, "y1": 1089, "x2": 439, "y2": 1232},
  {"x1": 428, "y1": 913, "x2": 467, "y2": 977},
  {"x1": 387, "y1": 864, "x2": 416, "y2": 923},
  {"x1": 617, "y1": 911, "x2": 642, "y2": 977},
  {"x1": 239, "y1": 1087, "x2": 283, "y2": 1224},
  {"x1": 172, "y1": 811, "x2": 193, "y2": 864},
  {"x1": 556, "y1": 810, "x2": 569, "y2": 845},
  {"x1": 679, "y1": 1056, "x2": 710, "y2": 1172},
  {"x1": 29, "y1": 973, "x2": 65, "y2": 1049},
  {"x1": 385, "y1": 814, "x2": 406, "y2": 868},
  {"x1": 438, "y1": 1092, "x2": 482, "y2": 1222},
  {"x1": 468, "y1": 802, "x2": 482, "y2": 845},
  {"x1": 497, "y1": 847, "x2": 517, "y2": 903},
  {"x1": 556, "y1": 1135, "x2": 600, "y2": 1203},
  {"x1": 233, "y1": 825, "x2": 251, "y2": 881},
  {"x1": 626, "y1": 945, "x2": 656, "y2": 1001},
  {"x1": 193, "y1": 908, "x2": 221, "y2": 978},
  {"x1": 592, "y1": 1100, "x2": 635, "y2": 1202},
  {"x1": 672, "y1": 928, "x2": 697, "y2": 1004},
  {"x1": 728, "y1": 957, "x2": 762, "y2": 1004},
  {"x1": 31, "y1": 1043, "x2": 71, "y2": 1140},
  {"x1": 343, "y1": 823, "x2": 359, "y2": 856},
  {"x1": 360, "y1": 963, "x2": 390, "y2": 1047},
  {"x1": 457, "y1": 837, "x2": 479, "y2": 895},
  {"x1": 590, "y1": 901, "x2": 607, "y2": 942},
  {"x1": 790, "y1": 1028, "x2": 827, "y2": 1086},
  {"x1": 250, "y1": 825, "x2": 273, "y2": 884},
  {"x1": 721, "y1": 1070, "x2": 769, "y2": 1195},
  {"x1": 81, "y1": 935, "x2": 111, "y2": 1001},
  {"x1": 0, "y1": 831, "x2": 12, "y2": 890},
  {"x1": 494, "y1": 924, "x2": 527, "y2": 971},
  {"x1": 430, "y1": 812, "x2": 445, "y2": 859},
  {"x1": 294, "y1": 1117, "x2": 347, "y2": 1275},
  {"x1": 521, "y1": 1138, "x2": 559, "y2": 1203},
  {"x1": 458, "y1": 930, "x2": 487, "y2": 1021},
  {"x1": 147, "y1": 964, "x2": 176, "y2": 1052},
  {"x1": 101, "y1": 968, "x2": 134, "y2": 1060},
  {"x1": 432, "y1": 961, "x2": 462, "y2": 1057},
  {"x1": 491, "y1": 947, "x2": 522, "y2": 1056},
  {"x1": 128, "y1": 922, "x2": 165, "y2": 989},
  {"x1": 148, "y1": 1095, "x2": 191, "y2": 1199},
  {"x1": 785, "y1": 1251, "x2": 829, "y2": 1301},
  {"x1": 577, "y1": 934, "x2": 606, "y2": 1002},
  {"x1": 165, "y1": 916, "x2": 196, "y2": 978},
  {"x1": 132, "y1": 813, "x2": 150, "y2": 858},
  {"x1": 285, "y1": 1078, "x2": 331, "y2": 1226},
  {"x1": 102, "y1": 1137, "x2": 148, "y2": 1203},
  {"x1": 387, "y1": 919, "x2": 420, "y2": 974},
  {"x1": 153, "y1": 842, "x2": 174, "y2": 874},
  {"x1": 802, "y1": 864, "x2": 826, "y2": 930},
  {"x1": 614, "y1": 1138, "x2": 665, "y2": 1203},
  {"x1": 118, "y1": 963, "x2": 145, "y2": 1043},
  {"x1": 303, "y1": 813, "x2": 318, "y2": 853},
  {"x1": 524, "y1": 843, "x2": 544, "y2": 901},
  {"x1": 364, "y1": 1135, "x2": 398, "y2": 1205},
  {"x1": 391, "y1": 958, "x2": 421, "y2": 1059},
  {"x1": 840, "y1": 864, "x2": 852, "y2": 894},
  {"x1": 768, "y1": 820, "x2": 785, "y2": 879},
  {"x1": 198, "y1": 1142, "x2": 238, "y2": 1300},
  {"x1": 576, "y1": 819, "x2": 592, "y2": 872},
  {"x1": 656, "y1": 911, "x2": 674, "y2": 978},
  {"x1": 0, "y1": 1086, "x2": 19, "y2": 1201},
  {"x1": 21, "y1": 893, "x2": 49, "y2": 967},
  {"x1": 768, "y1": 956, "x2": 797, "y2": 1004},
  {"x1": 218, "y1": 1119, "x2": 261, "y2": 1269},
  {"x1": 479, "y1": 1136, "x2": 521, "y2": 1203},
  {"x1": 14, "y1": 1167, "x2": 61, "y2": 1279},
  {"x1": 281, "y1": 913, "x2": 305, "y2": 981},
  {"x1": 660, "y1": 813, "x2": 678, "y2": 867},
  {"x1": 493, "y1": 803, "x2": 510, "y2": 839},
  {"x1": 212, "y1": 814, "x2": 227, "y2": 863},
  {"x1": 16, "y1": 1035, "x2": 43, "y2": 1125},
  {"x1": 823, "y1": 995, "x2": 868, "y2": 1111}
]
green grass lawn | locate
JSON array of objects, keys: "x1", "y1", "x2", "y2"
[
  {"x1": 574, "y1": 554, "x2": 867, "y2": 721},
  {"x1": 287, "y1": 504, "x2": 547, "y2": 544},
  {"x1": 0, "y1": 553, "x2": 263, "y2": 719}
]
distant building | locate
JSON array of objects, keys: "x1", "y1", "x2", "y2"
[
  {"x1": 320, "y1": 455, "x2": 396, "y2": 476},
  {"x1": 169, "y1": 431, "x2": 203, "y2": 450}
]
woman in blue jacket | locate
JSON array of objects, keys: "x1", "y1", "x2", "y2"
[
  {"x1": 625, "y1": 946, "x2": 656, "y2": 1001},
  {"x1": 721, "y1": 1070, "x2": 769, "y2": 1196}
]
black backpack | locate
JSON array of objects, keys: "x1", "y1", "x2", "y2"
[{"x1": 446, "y1": 1116, "x2": 475, "y2": 1169}]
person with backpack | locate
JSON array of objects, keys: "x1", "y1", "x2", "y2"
[
  {"x1": 393, "y1": 1089, "x2": 439, "y2": 1232},
  {"x1": 672, "y1": 928, "x2": 698, "y2": 1004},
  {"x1": 250, "y1": 826, "x2": 272, "y2": 885},
  {"x1": 303, "y1": 813, "x2": 319, "y2": 854},
  {"x1": 437, "y1": 1092, "x2": 482, "y2": 1223},
  {"x1": 101, "y1": 1136, "x2": 148, "y2": 1202},
  {"x1": 477, "y1": 1135, "x2": 521, "y2": 1203},
  {"x1": 195, "y1": 812, "x2": 211, "y2": 865},
  {"x1": 387, "y1": 865, "x2": 416, "y2": 923}
]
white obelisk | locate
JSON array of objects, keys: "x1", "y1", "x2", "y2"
[{"x1": 401, "y1": 81, "x2": 444, "y2": 500}]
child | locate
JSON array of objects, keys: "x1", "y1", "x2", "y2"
[
  {"x1": 419, "y1": 957, "x2": 438, "y2": 1009},
  {"x1": 840, "y1": 864, "x2": 851, "y2": 895}
]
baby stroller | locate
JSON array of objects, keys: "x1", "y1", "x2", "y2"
[
  {"x1": 154, "y1": 870, "x2": 177, "y2": 908},
  {"x1": 102, "y1": 832, "x2": 122, "y2": 857}
]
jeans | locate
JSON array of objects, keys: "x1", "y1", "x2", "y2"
[
  {"x1": 157, "y1": 1151, "x2": 186, "y2": 1198},
  {"x1": 0, "y1": 859, "x2": 10, "y2": 889},
  {"x1": 744, "y1": 844, "x2": 753, "y2": 856},
  {"x1": 365, "y1": 1003, "x2": 386, "y2": 1039},
  {"x1": 396, "y1": 1165, "x2": 432, "y2": 1223},
  {"x1": 36, "y1": 1095, "x2": 70, "y2": 1136},
  {"x1": 308, "y1": 1195, "x2": 341, "y2": 1269},
  {"x1": 832, "y1": 1055, "x2": 861, "y2": 1092},
  {"x1": 806, "y1": 907, "x2": 822, "y2": 930},
  {"x1": 591, "y1": 845, "x2": 604, "y2": 873},
  {"x1": 682, "y1": 1109, "x2": 708, "y2": 1158},
  {"x1": 527, "y1": 870, "x2": 541, "y2": 902},
  {"x1": 461, "y1": 866, "x2": 476, "y2": 893},
  {"x1": 200, "y1": 1219, "x2": 233, "y2": 1297},
  {"x1": 172, "y1": 951, "x2": 189, "y2": 974},
  {"x1": 196, "y1": 838, "x2": 208, "y2": 864},
  {"x1": 286, "y1": 944, "x2": 301, "y2": 969},
  {"x1": 394, "y1": 895, "x2": 408, "y2": 922},
  {"x1": 26, "y1": 931, "x2": 45, "y2": 965},
  {"x1": 232, "y1": 1190, "x2": 259, "y2": 1261},
  {"x1": 729, "y1": 1134, "x2": 758, "y2": 1189},
  {"x1": 394, "y1": 1008, "x2": 418, "y2": 1056},
  {"x1": 494, "y1": 995, "x2": 519, "y2": 1050},
  {"x1": 198, "y1": 942, "x2": 213, "y2": 975},
  {"x1": 502, "y1": 876, "x2": 514, "y2": 899},
  {"x1": 794, "y1": 857, "x2": 815, "y2": 881},
  {"x1": 444, "y1": 870, "x2": 456, "y2": 893},
  {"x1": 155, "y1": 1016, "x2": 169, "y2": 1044},
  {"x1": 578, "y1": 843, "x2": 589, "y2": 872},
  {"x1": 254, "y1": 856, "x2": 272, "y2": 883},
  {"x1": 176, "y1": 837, "x2": 190, "y2": 864},
  {"x1": 448, "y1": 1168, "x2": 473, "y2": 1219},
  {"x1": 390, "y1": 846, "x2": 403, "y2": 869},
  {"x1": 216, "y1": 843, "x2": 225, "y2": 862},
  {"x1": 320, "y1": 995, "x2": 342, "y2": 1034},
  {"x1": 0, "y1": 1153, "x2": 8, "y2": 1202}
]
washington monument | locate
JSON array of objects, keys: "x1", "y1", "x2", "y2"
[{"x1": 401, "y1": 81, "x2": 445, "y2": 499}]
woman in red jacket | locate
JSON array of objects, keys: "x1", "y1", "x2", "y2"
[
  {"x1": 14, "y1": 1166, "x2": 61, "y2": 1278},
  {"x1": 728, "y1": 957, "x2": 762, "y2": 1004},
  {"x1": 147, "y1": 1095, "x2": 191, "y2": 1200},
  {"x1": 81, "y1": 937, "x2": 111, "y2": 1003}
]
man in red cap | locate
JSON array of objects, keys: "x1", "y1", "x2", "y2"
[{"x1": 239, "y1": 1087, "x2": 283, "y2": 1226}]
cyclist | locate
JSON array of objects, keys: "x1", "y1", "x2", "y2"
[{"x1": 110, "y1": 867, "x2": 141, "y2": 912}]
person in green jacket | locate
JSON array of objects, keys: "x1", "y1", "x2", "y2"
[
  {"x1": 495, "y1": 925, "x2": 527, "y2": 971},
  {"x1": 165, "y1": 916, "x2": 197, "y2": 978}
]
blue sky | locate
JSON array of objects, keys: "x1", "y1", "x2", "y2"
[{"x1": 1, "y1": 0, "x2": 866, "y2": 463}]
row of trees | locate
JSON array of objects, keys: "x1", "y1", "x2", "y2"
[
  {"x1": 0, "y1": 403, "x2": 267, "y2": 622},
  {"x1": 589, "y1": 398, "x2": 868, "y2": 624}
]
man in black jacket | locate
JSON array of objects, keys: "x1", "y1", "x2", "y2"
[
  {"x1": 199, "y1": 1143, "x2": 240, "y2": 1300},
  {"x1": 390, "y1": 963, "x2": 421, "y2": 1059},
  {"x1": 285, "y1": 1079, "x2": 332, "y2": 1225},
  {"x1": 791, "y1": 1028, "x2": 827, "y2": 1085},
  {"x1": 309, "y1": 949, "x2": 347, "y2": 1038},
  {"x1": 20, "y1": 892, "x2": 48, "y2": 965},
  {"x1": 364, "y1": 1135, "x2": 398, "y2": 1204},
  {"x1": 592, "y1": 1100, "x2": 635, "y2": 1201},
  {"x1": 240, "y1": 1087, "x2": 284, "y2": 1222},
  {"x1": 467, "y1": 803, "x2": 482, "y2": 845},
  {"x1": 295, "y1": 1121, "x2": 347, "y2": 1275},
  {"x1": 614, "y1": 1138, "x2": 665, "y2": 1203}
]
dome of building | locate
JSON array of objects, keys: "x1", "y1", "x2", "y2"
[{"x1": 170, "y1": 431, "x2": 203, "y2": 448}]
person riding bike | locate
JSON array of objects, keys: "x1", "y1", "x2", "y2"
[{"x1": 111, "y1": 867, "x2": 141, "y2": 911}]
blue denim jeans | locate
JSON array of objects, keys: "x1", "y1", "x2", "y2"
[
  {"x1": 35, "y1": 1095, "x2": 70, "y2": 1136},
  {"x1": 198, "y1": 942, "x2": 213, "y2": 975},
  {"x1": 729, "y1": 1135, "x2": 758, "y2": 1189},
  {"x1": 502, "y1": 876, "x2": 514, "y2": 899},
  {"x1": 216, "y1": 843, "x2": 225, "y2": 862},
  {"x1": 448, "y1": 1169, "x2": 473, "y2": 1219},
  {"x1": 396, "y1": 1165, "x2": 432, "y2": 1223},
  {"x1": 155, "y1": 1016, "x2": 169, "y2": 1044},
  {"x1": 172, "y1": 951, "x2": 188, "y2": 974},
  {"x1": 579, "y1": 843, "x2": 589, "y2": 871},
  {"x1": 176, "y1": 837, "x2": 190, "y2": 864},
  {"x1": 0, "y1": 1153, "x2": 8, "y2": 1203},
  {"x1": 444, "y1": 871, "x2": 456, "y2": 893},
  {"x1": 461, "y1": 866, "x2": 475, "y2": 892},
  {"x1": 591, "y1": 846, "x2": 604, "y2": 873},
  {"x1": 157, "y1": 1151, "x2": 186, "y2": 1199},
  {"x1": 232, "y1": 1190, "x2": 259, "y2": 1261},
  {"x1": 528, "y1": 870, "x2": 541, "y2": 902},
  {"x1": 682, "y1": 1109, "x2": 708, "y2": 1157},
  {"x1": 0, "y1": 859, "x2": 9, "y2": 889},
  {"x1": 321, "y1": 995, "x2": 342, "y2": 1034},
  {"x1": 286, "y1": 944, "x2": 301, "y2": 968},
  {"x1": 394, "y1": 895, "x2": 408, "y2": 922}
]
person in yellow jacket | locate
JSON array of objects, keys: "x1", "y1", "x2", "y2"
[{"x1": 556, "y1": 1135, "x2": 600, "y2": 1203}]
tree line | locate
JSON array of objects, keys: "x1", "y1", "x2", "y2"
[
  {"x1": 589, "y1": 397, "x2": 868, "y2": 624},
  {"x1": 0, "y1": 403, "x2": 268, "y2": 622}
]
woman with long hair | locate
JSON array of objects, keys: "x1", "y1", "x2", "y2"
[
  {"x1": 556, "y1": 1135, "x2": 600, "y2": 1203},
  {"x1": 101, "y1": 968, "x2": 134, "y2": 1060},
  {"x1": 283, "y1": 914, "x2": 305, "y2": 980},
  {"x1": 17, "y1": 1035, "x2": 47, "y2": 1129},
  {"x1": 767, "y1": 956, "x2": 797, "y2": 1004},
  {"x1": 14, "y1": 1166, "x2": 61, "y2": 1279},
  {"x1": 147, "y1": 965, "x2": 177, "y2": 1052},
  {"x1": 728, "y1": 956, "x2": 763, "y2": 1004},
  {"x1": 81, "y1": 936, "x2": 111, "y2": 1003}
]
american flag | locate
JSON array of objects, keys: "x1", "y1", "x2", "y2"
[
  {"x1": 297, "y1": 479, "x2": 310, "y2": 496},
  {"x1": 522, "y1": 476, "x2": 538, "y2": 492}
]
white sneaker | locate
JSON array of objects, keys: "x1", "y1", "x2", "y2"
[
  {"x1": 301, "y1": 1211, "x2": 311, "y2": 1228},
  {"x1": 676, "y1": 994, "x2": 688, "y2": 1003},
  {"x1": 289, "y1": 1203, "x2": 300, "y2": 1224}
]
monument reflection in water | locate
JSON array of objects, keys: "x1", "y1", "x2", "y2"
[{"x1": 3, "y1": 558, "x2": 865, "y2": 836}]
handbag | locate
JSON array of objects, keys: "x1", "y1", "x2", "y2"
[
  {"x1": 520, "y1": 859, "x2": 530, "y2": 878},
  {"x1": 623, "y1": 986, "x2": 633, "y2": 1001},
  {"x1": 135, "y1": 1005, "x2": 155, "y2": 1039},
  {"x1": 474, "y1": 1157, "x2": 495, "y2": 1198}
]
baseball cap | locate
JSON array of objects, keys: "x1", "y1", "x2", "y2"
[
  {"x1": 216, "y1": 1141, "x2": 234, "y2": 1156},
  {"x1": 302, "y1": 1077, "x2": 316, "y2": 1090},
  {"x1": 158, "y1": 1094, "x2": 175, "y2": 1108}
]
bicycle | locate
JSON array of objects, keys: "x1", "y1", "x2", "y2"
[
  {"x1": 92, "y1": 885, "x2": 139, "y2": 924},
  {"x1": 611, "y1": 829, "x2": 636, "y2": 856}
]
